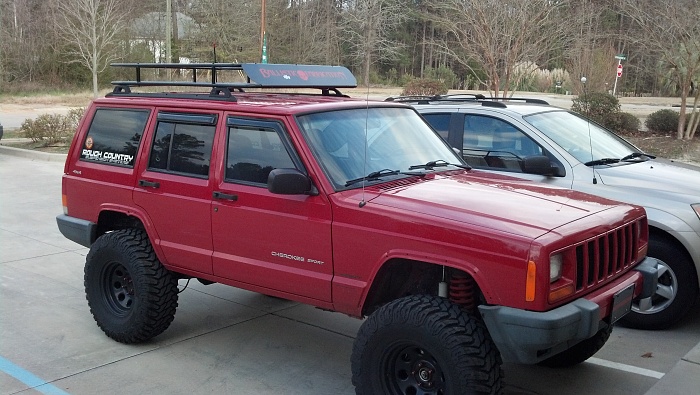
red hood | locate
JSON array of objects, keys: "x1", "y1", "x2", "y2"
[{"x1": 362, "y1": 171, "x2": 631, "y2": 240}]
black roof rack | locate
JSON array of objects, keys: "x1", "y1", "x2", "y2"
[
  {"x1": 386, "y1": 94, "x2": 549, "y2": 106},
  {"x1": 108, "y1": 63, "x2": 357, "y2": 98}
]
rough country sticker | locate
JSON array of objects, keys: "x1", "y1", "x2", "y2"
[{"x1": 81, "y1": 138, "x2": 134, "y2": 166}]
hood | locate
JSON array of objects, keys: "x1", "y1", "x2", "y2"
[
  {"x1": 368, "y1": 171, "x2": 629, "y2": 240},
  {"x1": 595, "y1": 158, "x2": 700, "y2": 203}
]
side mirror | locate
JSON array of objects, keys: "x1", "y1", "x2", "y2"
[
  {"x1": 522, "y1": 155, "x2": 564, "y2": 177},
  {"x1": 267, "y1": 168, "x2": 316, "y2": 195}
]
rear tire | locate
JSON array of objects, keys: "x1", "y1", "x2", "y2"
[
  {"x1": 538, "y1": 324, "x2": 612, "y2": 368},
  {"x1": 620, "y1": 238, "x2": 699, "y2": 330},
  {"x1": 351, "y1": 295, "x2": 503, "y2": 395},
  {"x1": 85, "y1": 229, "x2": 178, "y2": 343}
]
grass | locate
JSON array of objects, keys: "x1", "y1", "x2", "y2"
[{"x1": 619, "y1": 130, "x2": 699, "y2": 163}]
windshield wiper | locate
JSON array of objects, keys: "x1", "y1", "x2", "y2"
[
  {"x1": 408, "y1": 159, "x2": 471, "y2": 171},
  {"x1": 585, "y1": 152, "x2": 656, "y2": 167},
  {"x1": 583, "y1": 158, "x2": 620, "y2": 166},
  {"x1": 345, "y1": 169, "x2": 402, "y2": 187},
  {"x1": 620, "y1": 152, "x2": 656, "y2": 162}
]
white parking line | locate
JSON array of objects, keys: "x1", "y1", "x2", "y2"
[{"x1": 587, "y1": 357, "x2": 665, "y2": 379}]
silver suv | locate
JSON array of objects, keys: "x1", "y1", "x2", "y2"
[{"x1": 399, "y1": 94, "x2": 700, "y2": 330}]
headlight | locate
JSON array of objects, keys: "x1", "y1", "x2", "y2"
[
  {"x1": 692, "y1": 204, "x2": 700, "y2": 220},
  {"x1": 550, "y1": 254, "x2": 563, "y2": 283}
]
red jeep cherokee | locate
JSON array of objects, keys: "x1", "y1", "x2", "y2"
[{"x1": 57, "y1": 63, "x2": 657, "y2": 394}]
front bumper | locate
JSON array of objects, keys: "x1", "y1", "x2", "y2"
[{"x1": 479, "y1": 257, "x2": 658, "y2": 364}]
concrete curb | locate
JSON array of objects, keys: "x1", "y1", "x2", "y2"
[
  {"x1": 0, "y1": 144, "x2": 67, "y2": 163},
  {"x1": 645, "y1": 341, "x2": 700, "y2": 394}
]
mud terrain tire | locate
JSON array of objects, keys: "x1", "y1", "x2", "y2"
[{"x1": 85, "y1": 229, "x2": 178, "y2": 343}]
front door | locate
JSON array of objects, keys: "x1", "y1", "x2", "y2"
[{"x1": 211, "y1": 117, "x2": 333, "y2": 302}]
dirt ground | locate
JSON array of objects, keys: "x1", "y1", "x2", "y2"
[{"x1": 1, "y1": 89, "x2": 699, "y2": 164}]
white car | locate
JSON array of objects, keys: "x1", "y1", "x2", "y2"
[{"x1": 400, "y1": 94, "x2": 700, "y2": 329}]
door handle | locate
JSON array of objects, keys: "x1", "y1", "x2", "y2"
[
  {"x1": 138, "y1": 179, "x2": 160, "y2": 188},
  {"x1": 213, "y1": 191, "x2": 238, "y2": 201}
]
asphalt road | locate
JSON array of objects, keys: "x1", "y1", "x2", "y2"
[{"x1": 1, "y1": 151, "x2": 699, "y2": 394}]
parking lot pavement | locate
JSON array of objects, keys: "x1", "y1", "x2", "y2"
[{"x1": 1, "y1": 149, "x2": 700, "y2": 395}]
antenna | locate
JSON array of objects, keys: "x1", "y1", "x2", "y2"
[
  {"x1": 581, "y1": 76, "x2": 597, "y2": 185},
  {"x1": 359, "y1": 83, "x2": 370, "y2": 208}
]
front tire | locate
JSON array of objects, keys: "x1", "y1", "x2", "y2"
[
  {"x1": 620, "y1": 238, "x2": 699, "y2": 330},
  {"x1": 85, "y1": 229, "x2": 179, "y2": 343},
  {"x1": 351, "y1": 295, "x2": 503, "y2": 395}
]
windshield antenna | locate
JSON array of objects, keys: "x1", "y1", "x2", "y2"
[
  {"x1": 581, "y1": 76, "x2": 597, "y2": 185},
  {"x1": 359, "y1": 83, "x2": 370, "y2": 208}
]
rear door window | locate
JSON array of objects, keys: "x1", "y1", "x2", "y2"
[
  {"x1": 148, "y1": 112, "x2": 217, "y2": 178},
  {"x1": 80, "y1": 108, "x2": 150, "y2": 167}
]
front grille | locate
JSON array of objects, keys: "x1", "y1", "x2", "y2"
[{"x1": 573, "y1": 221, "x2": 639, "y2": 291}]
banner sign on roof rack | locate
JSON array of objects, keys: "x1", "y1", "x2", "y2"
[{"x1": 242, "y1": 64, "x2": 357, "y2": 88}]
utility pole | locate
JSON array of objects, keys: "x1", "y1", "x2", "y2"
[
  {"x1": 166, "y1": 0, "x2": 172, "y2": 63},
  {"x1": 260, "y1": 0, "x2": 267, "y2": 63}
]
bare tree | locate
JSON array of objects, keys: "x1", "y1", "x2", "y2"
[
  {"x1": 267, "y1": 0, "x2": 342, "y2": 65},
  {"x1": 189, "y1": 0, "x2": 259, "y2": 63},
  {"x1": 430, "y1": 0, "x2": 571, "y2": 98},
  {"x1": 54, "y1": 0, "x2": 131, "y2": 97},
  {"x1": 621, "y1": 0, "x2": 700, "y2": 139},
  {"x1": 341, "y1": 0, "x2": 407, "y2": 86}
]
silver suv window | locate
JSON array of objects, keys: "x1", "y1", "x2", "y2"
[
  {"x1": 524, "y1": 110, "x2": 638, "y2": 163},
  {"x1": 463, "y1": 115, "x2": 543, "y2": 171}
]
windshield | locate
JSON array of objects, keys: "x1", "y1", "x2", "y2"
[
  {"x1": 523, "y1": 110, "x2": 641, "y2": 165},
  {"x1": 297, "y1": 107, "x2": 464, "y2": 189}
]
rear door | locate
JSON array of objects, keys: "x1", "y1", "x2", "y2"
[
  {"x1": 133, "y1": 111, "x2": 219, "y2": 274},
  {"x1": 211, "y1": 116, "x2": 333, "y2": 302}
]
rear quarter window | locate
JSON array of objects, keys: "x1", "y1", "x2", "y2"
[{"x1": 80, "y1": 108, "x2": 150, "y2": 167}]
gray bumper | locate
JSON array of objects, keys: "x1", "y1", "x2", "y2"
[
  {"x1": 479, "y1": 298, "x2": 600, "y2": 364},
  {"x1": 479, "y1": 257, "x2": 658, "y2": 364},
  {"x1": 56, "y1": 214, "x2": 96, "y2": 247}
]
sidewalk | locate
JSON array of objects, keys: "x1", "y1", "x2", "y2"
[
  {"x1": 645, "y1": 342, "x2": 700, "y2": 395},
  {"x1": 0, "y1": 143, "x2": 67, "y2": 162}
]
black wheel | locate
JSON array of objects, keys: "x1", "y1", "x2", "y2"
[
  {"x1": 620, "y1": 237, "x2": 699, "y2": 330},
  {"x1": 538, "y1": 324, "x2": 612, "y2": 368},
  {"x1": 351, "y1": 295, "x2": 503, "y2": 395},
  {"x1": 85, "y1": 229, "x2": 178, "y2": 343}
]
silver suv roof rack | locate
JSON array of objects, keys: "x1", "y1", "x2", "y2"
[{"x1": 386, "y1": 94, "x2": 549, "y2": 106}]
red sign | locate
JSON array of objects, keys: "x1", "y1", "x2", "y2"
[{"x1": 617, "y1": 64, "x2": 623, "y2": 77}]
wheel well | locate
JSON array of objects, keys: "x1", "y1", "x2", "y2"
[
  {"x1": 361, "y1": 259, "x2": 482, "y2": 316},
  {"x1": 649, "y1": 226, "x2": 699, "y2": 278},
  {"x1": 649, "y1": 227, "x2": 695, "y2": 263},
  {"x1": 96, "y1": 211, "x2": 146, "y2": 239}
]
